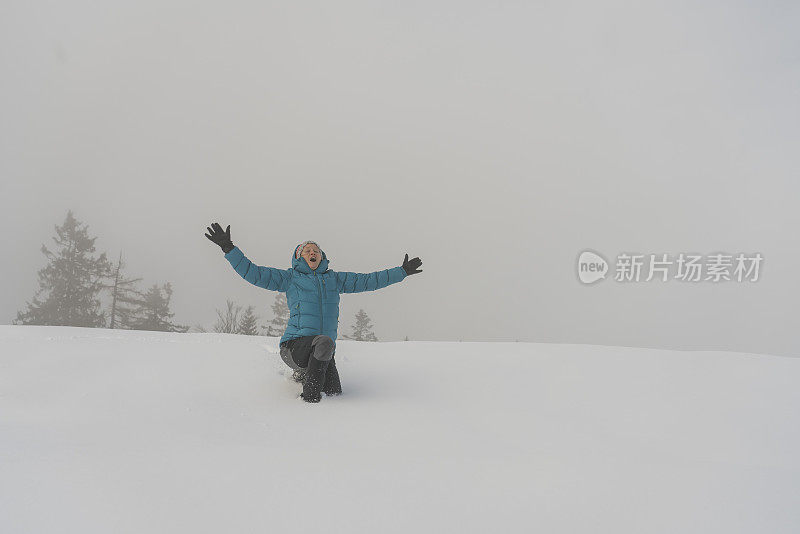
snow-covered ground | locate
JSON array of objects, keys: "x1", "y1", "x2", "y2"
[{"x1": 1, "y1": 325, "x2": 798, "y2": 533}]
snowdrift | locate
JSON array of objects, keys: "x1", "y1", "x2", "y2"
[{"x1": 1, "y1": 325, "x2": 798, "y2": 533}]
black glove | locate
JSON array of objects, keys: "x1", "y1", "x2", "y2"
[
  {"x1": 205, "y1": 222, "x2": 235, "y2": 254},
  {"x1": 402, "y1": 253, "x2": 422, "y2": 275}
]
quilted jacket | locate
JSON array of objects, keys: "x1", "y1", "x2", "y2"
[{"x1": 224, "y1": 243, "x2": 407, "y2": 346}]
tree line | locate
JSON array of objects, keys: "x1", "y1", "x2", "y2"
[{"x1": 12, "y1": 210, "x2": 382, "y2": 340}]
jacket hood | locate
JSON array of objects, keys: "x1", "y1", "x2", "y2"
[{"x1": 291, "y1": 242, "x2": 329, "y2": 274}]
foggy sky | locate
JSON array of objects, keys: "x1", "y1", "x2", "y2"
[{"x1": 2, "y1": 1, "x2": 798, "y2": 356}]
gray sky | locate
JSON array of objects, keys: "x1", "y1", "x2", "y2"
[{"x1": 2, "y1": 1, "x2": 798, "y2": 356}]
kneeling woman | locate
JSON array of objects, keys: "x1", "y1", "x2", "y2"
[{"x1": 205, "y1": 223, "x2": 422, "y2": 403}]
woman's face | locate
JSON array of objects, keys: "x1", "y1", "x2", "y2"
[{"x1": 300, "y1": 243, "x2": 321, "y2": 270}]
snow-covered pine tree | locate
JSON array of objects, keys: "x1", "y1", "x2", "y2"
[
  {"x1": 214, "y1": 299, "x2": 242, "y2": 334},
  {"x1": 264, "y1": 293, "x2": 289, "y2": 337},
  {"x1": 131, "y1": 282, "x2": 189, "y2": 332},
  {"x1": 14, "y1": 210, "x2": 112, "y2": 327},
  {"x1": 350, "y1": 308, "x2": 378, "y2": 341},
  {"x1": 105, "y1": 250, "x2": 147, "y2": 329},
  {"x1": 238, "y1": 305, "x2": 260, "y2": 336}
]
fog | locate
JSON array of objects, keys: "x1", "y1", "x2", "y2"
[{"x1": 1, "y1": 1, "x2": 798, "y2": 356}]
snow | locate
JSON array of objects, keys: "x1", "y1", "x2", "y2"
[{"x1": 1, "y1": 325, "x2": 799, "y2": 533}]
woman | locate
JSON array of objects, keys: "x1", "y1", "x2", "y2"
[{"x1": 205, "y1": 222, "x2": 422, "y2": 403}]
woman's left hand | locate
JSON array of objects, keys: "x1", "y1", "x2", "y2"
[{"x1": 402, "y1": 254, "x2": 422, "y2": 275}]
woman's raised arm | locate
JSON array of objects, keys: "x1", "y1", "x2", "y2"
[{"x1": 206, "y1": 222, "x2": 292, "y2": 292}]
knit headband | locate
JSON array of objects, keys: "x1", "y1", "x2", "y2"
[{"x1": 295, "y1": 241, "x2": 321, "y2": 259}]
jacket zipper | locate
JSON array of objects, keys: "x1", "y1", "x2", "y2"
[{"x1": 315, "y1": 272, "x2": 324, "y2": 333}]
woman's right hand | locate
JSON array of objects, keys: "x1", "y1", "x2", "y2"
[{"x1": 205, "y1": 222, "x2": 235, "y2": 253}]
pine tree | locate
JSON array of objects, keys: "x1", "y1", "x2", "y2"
[
  {"x1": 214, "y1": 299, "x2": 242, "y2": 334},
  {"x1": 105, "y1": 250, "x2": 147, "y2": 329},
  {"x1": 350, "y1": 308, "x2": 378, "y2": 341},
  {"x1": 264, "y1": 293, "x2": 289, "y2": 337},
  {"x1": 238, "y1": 305, "x2": 260, "y2": 336},
  {"x1": 14, "y1": 210, "x2": 112, "y2": 327},
  {"x1": 131, "y1": 282, "x2": 189, "y2": 332}
]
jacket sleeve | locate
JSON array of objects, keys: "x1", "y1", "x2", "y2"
[
  {"x1": 335, "y1": 266, "x2": 407, "y2": 294},
  {"x1": 224, "y1": 246, "x2": 293, "y2": 292}
]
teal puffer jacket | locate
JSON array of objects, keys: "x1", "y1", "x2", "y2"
[{"x1": 224, "y1": 244, "x2": 407, "y2": 346}]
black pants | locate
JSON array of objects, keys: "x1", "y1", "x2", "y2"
[{"x1": 279, "y1": 335, "x2": 336, "y2": 370}]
